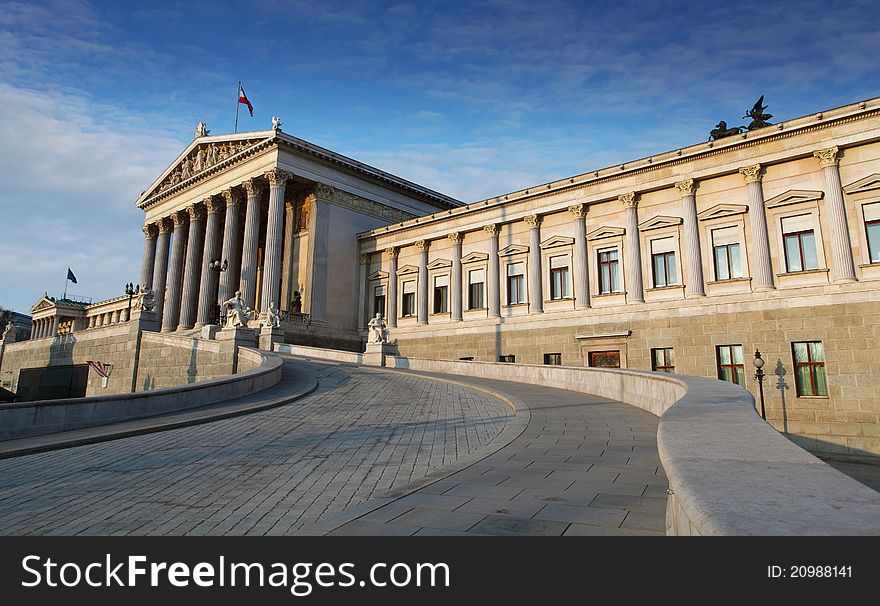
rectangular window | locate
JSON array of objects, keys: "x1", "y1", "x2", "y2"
[
  {"x1": 433, "y1": 274, "x2": 449, "y2": 314},
  {"x1": 549, "y1": 255, "x2": 570, "y2": 300},
  {"x1": 499, "y1": 355, "x2": 515, "y2": 363},
  {"x1": 598, "y1": 249, "x2": 620, "y2": 294},
  {"x1": 459, "y1": 357, "x2": 474, "y2": 361},
  {"x1": 792, "y1": 341, "x2": 828, "y2": 397},
  {"x1": 544, "y1": 353, "x2": 562, "y2": 366},
  {"x1": 468, "y1": 268, "x2": 485, "y2": 310},
  {"x1": 589, "y1": 350, "x2": 620, "y2": 368},
  {"x1": 782, "y1": 215, "x2": 819, "y2": 272},
  {"x1": 712, "y1": 226, "x2": 743, "y2": 280},
  {"x1": 373, "y1": 286, "x2": 386, "y2": 317},
  {"x1": 401, "y1": 280, "x2": 416, "y2": 317},
  {"x1": 506, "y1": 262, "x2": 525, "y2": 304},
  {"x1": 651, "y1": 348, "x2": 675, "y2": 373},
  {"x1": 716, "y1": 344, "x2": 745, "y2": 386},
  {"x1": 650, "y1": 238, "x2": 677, "y2": 287},
  {"x1": 864, "y1": 202, "x2": 880, "y2": 263}
]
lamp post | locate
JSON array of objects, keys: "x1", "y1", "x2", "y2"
[
  {"x1": 124, "y1": 282, "x2": 138, "y2": 322},
  {"x1": 753, "y1": 349, "x2": 766, "y2": 420},
  {"x1": 208, "y1": 259, "x2": 227, "y2": 325}
]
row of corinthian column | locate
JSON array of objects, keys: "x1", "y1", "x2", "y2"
[
  {"x1": 359, "y1": 146, "x2": 855, "y2": 328},
  {"x1": 138, "y1": 169, "x2": 292, "y2": 332}
]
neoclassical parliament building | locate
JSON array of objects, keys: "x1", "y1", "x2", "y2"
[{"x1": 8, "y1": 96, "x2": 880, "y2": 458}]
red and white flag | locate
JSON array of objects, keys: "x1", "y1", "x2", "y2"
[{"x1": 238, "y1": 84, "x2": 254, "y2": 117}]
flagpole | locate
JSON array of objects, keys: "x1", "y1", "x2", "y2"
[
  {"x1": 63, "y1": 275, "x2": 68, "y2": 300},
  {"x1": 234, "y1": 80, "x2": 240, "y2": 134}
]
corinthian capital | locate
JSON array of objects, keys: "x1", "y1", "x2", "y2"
[
  {"x1": 813, "y1": 146, "x2": 840, "y2": 168},
  {"x1": 171, "y1": 210, "x2": 188, "y2": 228},
  {"x1": 675, "y1": 179, "x2": 696, "y2": 196},
  {"x1": 315, "y1": 183, "x2": 335, "y2": 200},
  {"x1": 186, "y1": 203, "x2": 205, "y2": 222},
  {"x1": 618, "y1": 192, "x2": 638, "y2": 209},
  {"x1": 415, "y1": 239, "x2": 430, "y2": 251},
  {"x1": 386, "y1": 246, "x2": 399, "y2": 258},
  {"x1": 142, "y1": 223, "x2": 158, "y2": 239},
  {"x1": 483, "y1": 223, "x2": 500, "y2": 236},
  {"x1": 567, "y1": 203, "x2": 586, "y2": 219},
  {"x1": 447, "y1": 232, "x2": 463, "y2": 244},
  {"x1": 204, "y1": 196, "x2": 224, "y2": 214},
  {"x1": 738, "y1": 164, "x2": 763, "y2": 183},
  {"x1": 265, "y1": 169, "x2": 291, "y2": 188},
  {"x1": 222, "y1": 187, "x2": 242, "y2": 207},
  {"x1": 524, "y1": 214, "x2": 542, "y2": 228},
  {"x1": 156, "y1": 217, "x2": 173, "y2": 233},
  {"x1": 243, "y1": 177, "x2": 264, "y2": 197},
  {"x1": 360, "y1": 254, "x2": 371, "y2": 265}
]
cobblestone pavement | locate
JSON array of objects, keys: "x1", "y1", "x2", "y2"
[
  {"x1": 0, "y1": 359, "x2": 511, "y2": 535},
  {"x1": 327, "y1": 372, "x2": 667, "y2": 536}
]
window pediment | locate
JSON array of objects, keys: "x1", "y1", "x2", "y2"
[
  {"x1": 586, "y1": 225, "x2": 625, "y2": 240},
  {"x1": 765, "y1": 189, "x2": 824, "y2": 208},
  {"x1": 697, "y1": 203, "x2": 748, "y2": 221},
  {"x1": 427, "y1": 259, "x2": 452, "y2": 270},
  {"x1": 498, "y1": 244, "x2": 530, "y2": 256},
  {"x1": 461, "y1": 251, "x2": 489, "y2": 264},
  {"x1": 397, "y1": 264, "x2": 419, "y2": 276},
  {"x1": 843, "y1": 173, "x2": 880, "y2": 194},
  {"x1": 367, "y1": 270, "x2": 388, "y2": 281},
  {"x1": 638, "y1": 215, "x2": 683, "y2": 231},
  {"x1": 540, "y1": 235, "x2": 575, "y2": 249}
]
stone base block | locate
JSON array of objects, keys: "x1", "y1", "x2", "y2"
[
  {"x1": 364, "y1": 342, "x2": 397, "y2": 367},
  {"x1": 258, "y1": 326, "x2": 285, "y2": 351},
  {"x1": 216, "y1": 326, "x2": 258, "y2": 348},
  {"x1": 201, "y1": 325, "x2": 219, "y2": 340}
]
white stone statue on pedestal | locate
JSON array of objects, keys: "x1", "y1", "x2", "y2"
[
  {"x1": 367, "y1": 313, "x2": 388, "y2": 344},
  {"x1": 264, "y1": 301, "x2": 281, "y2": 328},
  {"x1": 272, "y1": 115, "x2": 283, "y2": 130},
  {"x1": 2, "y1": 321, "x2": 15, "y2": 342},
  {"x1": 195, "y1": 121, "x2": 210, "y2": 138},
  {"x1": 222, "y1": 291, "x2": 251, "y2": 329}
]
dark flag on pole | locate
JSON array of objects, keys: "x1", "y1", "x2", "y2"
[{"x1": 67, "y1": 268, "x2": 77, "y2": 284}]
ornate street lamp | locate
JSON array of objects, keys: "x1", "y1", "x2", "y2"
[
  {"x1": 753, "y1": 349, "x2": 766, "y2": 420},
  {"x1": 123, "y1": 282, "x2": 138, "y2": 322},
  {"x1": 208, "y1": 259, "x2": 227, "y2": 325}
]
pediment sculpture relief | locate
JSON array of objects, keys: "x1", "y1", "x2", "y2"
[{"x1": 157, "y1": 139, "x2": 261, "y2": 193}]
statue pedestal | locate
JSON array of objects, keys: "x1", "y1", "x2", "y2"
[
  {"x1": 364, "y1": 341, "x2": 396, "y2": 367},
  {"x1": 216, "y1": 326, "x2": 257, "y2": 348},
  {"x1": 258, "y1": 326, "x2": 285, "y2": 351}
]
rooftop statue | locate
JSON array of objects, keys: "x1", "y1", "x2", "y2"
[
  {"x1": 709, "y1": 121, "x2": 745, "y2": 141},
  {"x1": 744, "y1": 95, "x2": 773, "y2": 130},
  {"x1": 272, "y1": 115, "x2": 283, "y2": 130},
  {"x1": 195, "y1": 121, "x2": 210, "y2": 138}
]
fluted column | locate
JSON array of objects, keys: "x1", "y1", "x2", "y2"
[
  {"x1": 218, "y1": 188, "x2": 242, "y2": 306},
  {"x1": 196, "y1": 197, "x2": 224, "y2": 327},
  {"x1": 239, "y1": 177, "x2": 264, "y2": 310},
  {"x1": 485, "y1": 224, "x2": 501, "y2": 318},
  {"x1": 261, "y1": 169, "x2": 290, "y2": 315},
  {"x1": 449, "y1": 232, "x2": 463, "y2": 321},
  {"x1": 387, "y1": 247, "x2": 398, "y2": 327},
  {"x1": 179, "y1": 204, "x2": 205, "y2": 330},
  {"x1": 162, "y1": 211, "x2": 188, "y2": 332},
  {"x1": 620, "y1": 193, "x2": 644, "y2": 302},
  {"x1": 152, "y1": 217, "x2": 172, "y2": 327},
  {"x1": 568, "y1": 204, "x2": 591, "y2": 309},
  {"x1": 358, "y1": 254, "x2": 369, "y2": 330},
  {"x1": 814, "y1": 147, "x2": 857, "y2": 283},
  {"x1": 140, "y1": 223, "x2": 158, "y2": 290},
  {"x1": 677, "y1": 179, "x2": 705, "y2": 297},
  {"x1": 739, "y1": 165, "x2": 775, "y2": 291},
  {"x1": 51, "y1": 316, "x2": 58, "y2": 337},
  {"x1": 416, "y1": 240, "x2": 429, "y2": 324},
  {"x1": 280, "y1": 199, "x2": 296, "y2": 312},
  {"x1": 525, "y1": 215, "x2": 544, "y2": 313}
]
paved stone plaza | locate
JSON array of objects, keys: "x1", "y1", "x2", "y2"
[{"x1": 0, "y1": 357, "x2": 666, "y2": 535}]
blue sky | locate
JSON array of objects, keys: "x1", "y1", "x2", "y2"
[{"x1": 1, "y1": 0, "x2": 878, "y2": 313}]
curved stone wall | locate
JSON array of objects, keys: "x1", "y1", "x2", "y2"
[{"x1": 384, "y1": 355, "x2": 880, "y2": 535}]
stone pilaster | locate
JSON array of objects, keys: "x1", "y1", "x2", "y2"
[
  {"x1": 358, "y1": 254, "x2": 369, "y2": 330},
  {"x1": 484, "y1": 224, "x2": 501, "y2": 318},
  {"x1": 568, "y1": 204, "x2": 590, "y2": 309},
  {"x1": 525, "y1": 215, "x2": 543, "y2": 313},
  {"x1": 179, "y1": 203, "x2": 205, "y2": 330},
  {"x1": 217, "y1": 188, "x2": 242, "y2": 306},
  {"x1": 739, "y1": 164, "x2": 775, "y2": 291},
  {"x1": 196, "y1": 197, "x2": 224, "y2": 327},
  {"x1": 307, "y1": 183, "x2": 330, "y2": 321},
  {"x1": 140, "y1": 223, "x2": 158, "y2": 291},
  {"x1": 620, "y1": 192, "x2": 644, "y2": 302},
  {"x1": 280, "y1": 199, "x2": 296, "y2": 312},
  {"x1": 676, "y1": 179, "x2": 705, "y2": 297},
  {"x1": 261, "y1": 169, "x2": 290, "y2": 316},
  {"x1": 448, "y1": 232, "x2": 463, "y2": 321},
  {"x1": 162, "y1": 211, "x2": 189, "y2": 332},
  {"x1": 239, "y1": 177, "x2": 264, "y2": 310},
  {"x1": 416, "y1": 240, "x2": 429, "y2": 324},
  {"x1": 386, "y1": 247, "x2": 398, "y2": 327},
  {"x1": 152, "y1": 217, "x2": 172, "y2": 327},
  {"x1": 814, "y1": 147, "x2": 857, "y2": 283}
]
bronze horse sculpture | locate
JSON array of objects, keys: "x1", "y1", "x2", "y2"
[
  {"x1": 709, "y1": 96, "x2": 775, "y2": 140},
  {"x1": 709, "y1": 121, "x2": 745, "y2": 141}
]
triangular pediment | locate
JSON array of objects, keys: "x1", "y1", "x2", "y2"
[
  {"x1": 367, "y1": 270, "x2": 388, "y2": 281},
  {"x1": 697, "y1": 203, "x2": 748, "y2": 221},
  {"x1": 498, "y1": 244, "x2": 530, "y2": 257},
  {"x1": 397, "y1": 264, "x2": 419, "y2": 276},
  {"x1": 765, "y1": 189, "x2": 824, "y2": 208},
  {"x1": 30, "y1": 294, "x2": 56, "y2": 314},
  {"x1": 427, "y1": 259, "x2": 452, "y2": 270},
  {"x1": 843, "y1": 173, "x2": 880, "y2": 194},
  {"x1": 638, "y1": 215, "x2": 683, "y2": 231},
  {"x1": 461, "y1": 251, "x2": 489, "y2": 264},
  {"x1": 136, "y1": 130, "x2": 276, "y2": 207},
  {"x1": 586, "y1": 225, "x2": 625, "y2": 240},
  {"x1": 540, "y1": 235, "x2": 575, "y2": 249}
]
